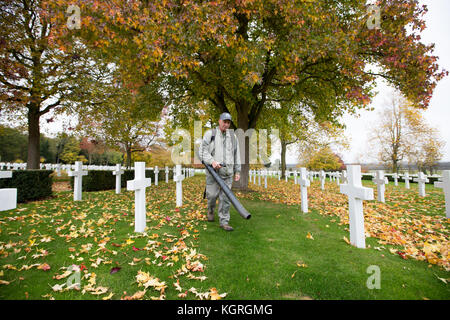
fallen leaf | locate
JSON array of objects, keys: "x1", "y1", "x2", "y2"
[
  {"x1": 37, "y1": 263, "x2": 51, "y2": 271},
  {"x1": 102, "y1": 292, "x2": 114, "y2": 300},
  {"x1": 110, "y1": 267, "x2": 121, "y2": 275}
]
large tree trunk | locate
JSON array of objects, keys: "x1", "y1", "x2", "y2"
[
  {"x1": 232, "y1": 106, "x2": 251, "y2": 190},
  {"x1": 281, "y1": 140, "x2": 287, "y2": 178},
  {"x1": 126, "y1": 145, "x2": 132, "y2": 169},
  {"x1": 27, "y1": 106, "x2": 41, "y2": 169}
]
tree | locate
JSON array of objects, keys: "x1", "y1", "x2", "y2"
[
  {"x1": 369, "y1": 92, "x2": 445, "y2": 173},
  {"x1": 406, "y1": 127, "x2": 445, "y2": 175},
  {"x1": 59, "y1": 135, "x2": 81, "y2": 164},
  {"x1": 40, "y1": 134, "x2": 57, "y2": 163},
  {"x1": 0, "y1": 0, "x2": 101, "y2": 168},
  {"x1": 0, "y1": 125, "x2": 27, "y2": 161},
  {"x1": 76, "y1": 78, "x2": 165, "y2": 168},
  {"x1": 46, "y1": 0, "x2": 447, "y2": 189},
  {"x1": 305, "y1": 147, "x2": 343, "y2": 171},
  {"x1": 369, "y1": 93, "x2": 414, "y2": 173}
]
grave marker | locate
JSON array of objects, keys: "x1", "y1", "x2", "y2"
[
  {"x1": 165, "y1": 166, "x2": 169, "y2": 183},
  {"x1": 68, "y1": 161, "x2": 88, "y2": 201},
  {"x1": 154, "y1": 166, "x2": 159, "y2": 186},
  {"x1": 413, "y1": 172, "x2": 429, "y2": 197},
  {"x1": 434, "y1": 170, "x2": 450, "y2": 218},
  {"x1": 403, "y1": 172, "x2": 412, "y2": 189},
  {"x1": 112, "y1": 164, "x2": 124, "y2": 194},
  {"x1": 0, "y1": 171, "x2": 17, "y2": 211},
  {"x1": 320, "y1": 170, "x2": 326, "y2": 190},
  {"x1": 127, "y1": 162, "x2": 151, "y2": 233},
  {"x1": 299, "y1": 168, "x2": 310, "y2": 213},
  {"x1": 340, "y1": 165, "x2": 374, "y2": 249},
  {"x1": 372, "y1": 170, "x2": 388, "y2": 203},
  {"x1": 392, "y1": 173, "x2": 398, "y2": 186},
  {"x1": 174, "y1": 165, "x2": 184, "y2": 207}
]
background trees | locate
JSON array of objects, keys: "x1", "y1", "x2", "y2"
[
  {"x1": 47, "y1": 0, "x2": 445, "y2": 189},
  {"x1": 0, "y1": 0, "x2": 105, "y2": 168},
  {"x1": 304, "y1": 147, "x2": 345, "y2": 172},
  {"x1": 369, "y1": 92, "x2": 445, "y2": 173},
  {"x1": 1, "y1": 1, "x2": 446, "y2": 185}
]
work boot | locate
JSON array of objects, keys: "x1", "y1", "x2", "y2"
[
  {"x1": 220, "y1": 224, "x2": 234, "y2": 231},
  {"x1": 207, "y1": 210, "x2": 215, "y2": 222}
]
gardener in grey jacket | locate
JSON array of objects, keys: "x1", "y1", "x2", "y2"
[{"x1": 200, "y1": 112, "x2": 241, "y2": 231}]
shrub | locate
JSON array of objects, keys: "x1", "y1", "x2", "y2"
[{"x1": 0, "y1": 170, "x2": 53, "y2": 203}]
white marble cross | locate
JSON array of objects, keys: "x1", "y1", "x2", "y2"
[
  {"x1": 154, "y1": 166, "x2": 159, "y2": 186},
  {"x1": 164, "y1": 166, "x2": 169, "y2": 183},
  {"x1": 298, "y1": 168, "x2": 310, "y2": 213},
  {"x1": 264, "y1": 170, "x2": 268, "y2": 189},
  {"x1": 336, "y1": 172, "x2": 341, "y2": 185},
  {"x1": 372, "y1": 170, "x2": 388, "y2": 203},
  {"x1": 403, "y1": 172, "x2": 412, "y2": 189},
  {"x1": 174, "y1": 165, "x2": 184, "y2": 207},
  {"x1": 68, "y1": 161, "x2": 88, "y2": 201},
  {"x1": 392, "y1": 173, "x2": 399, "y2": 186},
  {"x1": 55, "y1": 163, "x2": 62, "y2": 177},
  {"x1": 127, "y1": 162, "x2": 151, "y2": 233},
  {"x1": 0, "y1": 171, "x2": 17, "y2": 211},
  {"x1": 413, "y1": 172, "x2": 429, "y2": 197},
  {"x1": 112, "y1": 164, "x2": 124, "y2": 194},
  {"x1": 434, "y1": 170, "x2": 450, "y2": 218},
  {"x1": 340, "y1": 165, "x2": 374, "y2": 249},
  {"x1": 320, "y1": 170, "x2": 326, "y2": 190}
]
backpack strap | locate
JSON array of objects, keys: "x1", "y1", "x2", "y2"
[{"x1": 210, "y1": 128, "x2": 236, "y2": 156}]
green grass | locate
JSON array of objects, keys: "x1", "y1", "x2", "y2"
[
  {"x1": 200, "y1": 198, "x2": 449, "y2": 299},
  {"x1": 0, "y1": 176, "x2": 449, "y2": 300}
]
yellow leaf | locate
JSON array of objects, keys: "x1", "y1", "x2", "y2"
[
  {"x1": 102, "y1": 292, "x2": 114, "y2": 300},
  {"x1": 306, "y1": 232, "x2": 314, "y2": 240},
  {"x1": 343, "y1": 236, "x2": 350, "y2": 245},
  {"x1": 209, "y1": 287, "x2": 226, "y2": 300}
]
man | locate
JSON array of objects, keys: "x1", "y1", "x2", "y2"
[{"x1": 200, "y1": 112, "x2": 241, "y2": 231}]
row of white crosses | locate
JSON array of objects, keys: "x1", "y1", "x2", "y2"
[{"x1": 371, "y1": 170, "x2": 432, "y2": 201}]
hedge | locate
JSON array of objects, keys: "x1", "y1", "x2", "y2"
[
  {"x1": 69, "y1": 169, "x2": 175, "y2": 192},
  {"x1": 0, "y1": 170, "x2": 53, "y2": 203}
]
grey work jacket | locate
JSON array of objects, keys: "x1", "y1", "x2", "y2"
[{"x1": 199, "y1": 127, "x2": 241, "y2": 177}]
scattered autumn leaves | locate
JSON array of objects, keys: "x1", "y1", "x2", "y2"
[
  {"x1": 239, "y1": 178, "x2": 449, "y2": 271},
  {"x1": 0, "y1": 177, "x2": 226, "y2": 300},
  {"x1": 1, "y1": 175, "x2": 448, "y2": 300}
]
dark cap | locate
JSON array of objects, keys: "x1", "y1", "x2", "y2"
[{"x1": 219, "y1": 112, "x2": 232, "y2": 121}]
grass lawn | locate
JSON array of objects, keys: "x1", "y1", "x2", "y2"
[{"x1": 0, "y1": 175, "x2": 448, "y2": 300}]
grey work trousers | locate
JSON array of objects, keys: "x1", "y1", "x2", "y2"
[{"x1": 206, "y1": 172, "x2": 233, "y2": 226}]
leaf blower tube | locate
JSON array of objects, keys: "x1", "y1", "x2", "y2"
[{"x1": 202, "y1": 161, "x2": 251, "y2": 220}]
